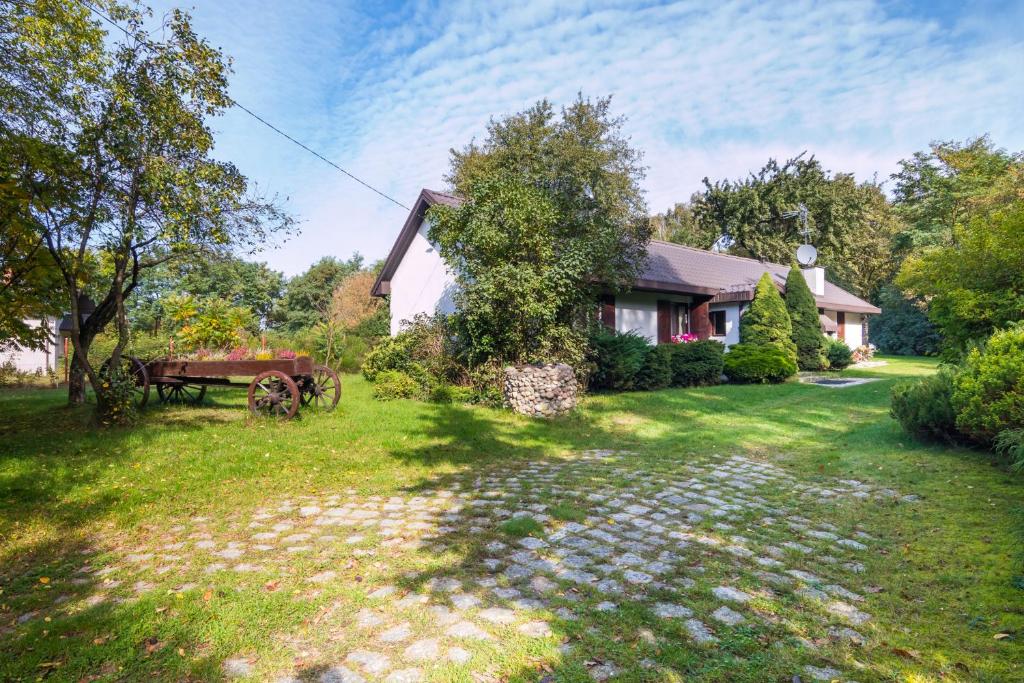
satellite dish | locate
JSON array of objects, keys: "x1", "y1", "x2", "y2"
[{"x1": 796, "y1": 244, "x2": 818, "y2": 267}]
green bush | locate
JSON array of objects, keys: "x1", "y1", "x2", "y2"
[
  {"x1": 634, "y1": 344, "x2": 673, "y2": 391},
  {"x1": 993, "y1": 429, "x2": 1024, "y2": 472},
  {"x1": 723, "y1": 343, "x2": 797, "y2": 384},
  {"x1": 890, "y1": 368, "x2": 960, "y2": 442},
  {"x1": 785, "y1": 266, "x2": 827, "y2": 370},
  {"x1": 361, "y1": 333, "x2": 420, "y2": 381},
  {"x1": 670, "y1": 340, "x2": 725, "y2": 387},
  {"x1": 952, "y1": 324, "x2": 1024, "y2": 443},
  {"x1": 428, "y1": 383, "x2": 476, "y2": 404},
  {"x1": 824, "y1": 337, "x2": 854, "y2": 370},
  {"x1": 372, "y1": 370, "x2": 422, "y2": 401},
  {"x1": 588, "y1": 329, "x2": 649, "y2": 391}
]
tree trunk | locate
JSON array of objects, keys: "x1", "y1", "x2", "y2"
[
  {"x1": 67, "y1": 329, "x2": 96, "y2": 405},
  {"x1": 68, "y1": 349, "x2": 87, "y2": 404}
]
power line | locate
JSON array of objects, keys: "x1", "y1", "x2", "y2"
[{"x1": 75, "y1": 0, "x2": 409, "y2": 211}]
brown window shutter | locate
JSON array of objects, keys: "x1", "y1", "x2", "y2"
[
  {"x1": 837, "y1": 311, "x2": 846, "y2": 340},
  {"x1": 690, "y1": 300, "x2": 711, "y2": 339},
  {"x1": 657, "y1": 300, "x2": 671, "y2": 343},
  {"x1": 600, "y1": 295, "x2": 616, "y2": 330}
]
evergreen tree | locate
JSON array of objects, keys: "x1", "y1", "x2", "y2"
[
  {"x1": 784, "y1": 266, "x2": 827, "y2": 370},
  {"x1": 740, "y1": 272, "x2": 796, "y2": 358}
]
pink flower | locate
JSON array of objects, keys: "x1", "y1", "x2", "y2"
[
  {"x1": 670, "y1": 333, "x2": 699, "y2": 344},
  {"x1": 276, "y1": 349, "x2": 297, "y2": 360}
]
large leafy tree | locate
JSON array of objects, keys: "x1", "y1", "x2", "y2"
[
  {"x1": 128, "y1": 255, "x2": 284, "y2": 334},
  {"x1": 784, "y1": 265, "x2": 826, "y2": 370},
  {"x1": 693, "y1": 154, "x2": 903, "y2": 300},
  {"x1": 275, "y1": 254, "x2": 364, "y2": 331},
  {"x1": 898, "y1": 204, "x2": 1024, "y2": 356},
  {"x1": 650, "y1": 199, "x2": 719, "y2": 249},
  {"x1": 428, "y1": 96, "x2": 650, "y2": 365},
  {"x1": 891, "y1": 136, "x2": 1023, "y2": 249},
  {"x1": 869, "y1": 285, "x2": 941, "y2": 356},
  {"x1": 2, "y1": 1, "x2": 293, "y2": 406}
]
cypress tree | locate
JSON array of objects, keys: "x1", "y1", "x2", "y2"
[
  {"x1": 785, "y1": 265, "x2": 828, "y2": 370},
  {"x1": 740, "y1": 272, "x2": 796, "y2": 358}
]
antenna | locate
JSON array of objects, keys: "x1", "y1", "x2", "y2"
[
  {"x1": 782, "y1": 203, "x2": 811, "y2": 242},
  {"x1": 783, "y1": 203, "x2": 817, "y2": 266}
]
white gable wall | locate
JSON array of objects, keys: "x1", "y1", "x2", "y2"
[
  {"x1": 388, "y1": 218, "x2": 457, "y2": 336},
  {"x1": 708, "y1": 303, "x2": 743, "y2": 347},
  {"x1": 0, "y1": 318, "x2": 62, "y2": 373}
]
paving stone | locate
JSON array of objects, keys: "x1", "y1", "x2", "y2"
[
  {"x1": 622, "y1": 569, "x2": 653, "y2": 584},
  {"x1": 684, "y1": 618, "x2": 718, "y2": 644},
  {"x1": 519, "y1": 537, "x2": 548, "y2": 550},
  {"x1": 355, "y1": 608, "x2": 385, "y2": 629},
  {"x1": 589, "y1": 662, "x2": 619, "y2": 681},
  {"x1": 796, "y1": 586, "x2": 829, "y2": 602},
  {"x1": 308, "y1": 570, "x2": 337, "y2": 584},
  {"x1": 711, "y1": 606, "x2": 745, "y2": 625},
  {"x1": 378, "y1": 622, "x2": 413, "y2": 643},
  {"x1": 803, "y1": 665, "x2": 844, "y2": 681},
  {"x1": 368, "y1": 586, "x2": 396, "y2": 599},
  {"x1": 446, "y1": 620, "x2": 493, "y2": 640},
  {"x1": 318, "y1": 667, "x2": 367, "y2": 683},
  {"x1": 518, "y1": 620, "x2": 553, "y2": 637},
  {"x1": 711, "y1": 586, "x2": 752, "y2": 603},
  {"x1": 450, "y1": 593, "x2": 481, "y2": 610},
  {"x1": 479, "y1": 607, "x2": 516, "y2": 624},
  {"x1": 827, "y1": 601, "x2": 871, "y2": 625},
  {"x1": 222, "y1": 658, "x2": 253, "y2": 678},
  {"x1": 595, "y1": 601, "x2": 617, "y2": 612},
  {"x1": 426, "y1": 577, "x2": 461, "y2": 592},
  {"x1": 652, "y1": 602, "x2": 692, "y2": 618},
  {"x1": 447, "y1": 646, "x2": 472, "y2": 664},
  {"x1": 345, "y1": 650, "x2": 390, "y2": 675},
  {"x1": 530, "y1": 575, "x2": 558, "y2": 593},
  {"x1": 403, "y1": 638, "x2": 440, "y2": 662}
]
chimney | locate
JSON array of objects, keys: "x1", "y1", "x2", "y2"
[{"x1": 802, "y1": 266, "x2": 825, "y2": 296}]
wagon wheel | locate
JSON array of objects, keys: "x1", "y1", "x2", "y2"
[
  {"x1": 100, "y1": 355, "x2": 150, "y2": 408},
  {"x1": 300, "y1": 364, "x2": 341, "y2": 410},
  {"x1": 248, "y1": 370, "x2": 300, "y2": 419},
  {"x1": 157, "y1": 382, "x2": 207, "y2": 405}
]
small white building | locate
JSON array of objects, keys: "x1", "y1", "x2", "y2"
[
  {"x1": 371, "y1": 189, "x2": 880, "y2": 348},
  {"x1": 0, "y1": 317, "x2": 64, "y2": 374}
]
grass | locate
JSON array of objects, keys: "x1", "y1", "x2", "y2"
[{"x1": 0, "y1": 355, "x2": 1021, "y2": 682}]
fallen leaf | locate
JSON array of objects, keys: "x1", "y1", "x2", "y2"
[
  {"x1": 39, "y1": 577, "x2": 50, "y2": 585},
  {"x1": 892, "y1": 647, "x2": 921, "y2": 660},
  {"x1": 264, "y1": 580, "x2": 280, "y2": 592},
  {"x1": 202, "y1": 590, "x2": 212, "y2": 602},
  {"x1": 994, "y1": 633, "x2": 1011, "y2": 640}
]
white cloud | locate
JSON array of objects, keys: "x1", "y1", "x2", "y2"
[{"x1": 152, "y1": 0, "x2": 1024, "y2": 274}]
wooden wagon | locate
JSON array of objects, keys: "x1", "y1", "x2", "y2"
[{"x1": 110, "y1": 356, "x2": 340, "y2": 419}]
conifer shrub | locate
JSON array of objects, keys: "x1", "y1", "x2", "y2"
[
  {"x1": 634, "y1": 344, "x2": 674, "y2": 391},
  {"x1": 723, "y1": 343, "x2": 797, "y2": 384},
  {"x1": 669, "y1": 340, "x2": 725, "y2": 386},
  {"x1": 785, "y1": 266, "x2": 827, "y2": 370}
]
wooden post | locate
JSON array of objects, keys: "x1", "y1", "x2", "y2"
[
  {"x1": 690, "y1": 300, "x2": 712, "y2": 340},
  {"x1": 600, "y1": 295, "x2": 616, "y2": 330}
]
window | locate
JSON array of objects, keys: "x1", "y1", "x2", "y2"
[{"x1": 709, "y1": 310, "x2": 727, "y2": 337}]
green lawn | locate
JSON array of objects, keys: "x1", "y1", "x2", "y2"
[{"x1": 1, "y1": 356, "x2": 1021, "y2": 682}]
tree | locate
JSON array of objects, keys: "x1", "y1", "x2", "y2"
[
  {"x1": 127, "y1": 255, "x2": 284, "y2": 334},
  {"x1": 897, "y1": 204, "x2": 1024, "y2": 356},
  {"x1": 0, "y1": 213, "x2": 64, "y2": 351},
  {"x1": 784, "y1": 265, "x2": 826, "y2": 370},
  {"x1": 275, "y1": 255, "x2": 364, "y2": 332},
  {"x1": 693, "y1": 154, "x2": 904, "y2": 300},
  {"x1": 740, "y1": 272, "x2": 796, "y2": 358},
  {"x1": 2, "y1": 1, "x2": 293, "y2": 409},
  {"x1": 650, "y1": 199, "x2": 719, "y2": 248},
  {"x1": 428, "y1": 96, "x2": 650, "y2": 365},
  {"x1": 891, "y1": 136, "x2": 1023, "y2": 250},
  {"x1": 869, "y1": 285, "x2": 941, "y2": 356}
]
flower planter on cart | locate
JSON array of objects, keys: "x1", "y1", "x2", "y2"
[{"x1": 109, "y1": 356, "x2": 340, "y2": 419}]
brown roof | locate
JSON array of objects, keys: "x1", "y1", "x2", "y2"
[
  {"x1": 644, "y1": 241, "x2": 881, "y2": 314},
  {"x1": 373, "y1": 189, "x2": 881, "y2": 315}
]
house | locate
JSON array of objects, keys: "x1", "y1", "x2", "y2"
[
  {"x1": 0, "y1": 317, "x2": 64, "y2": 374},
  {"x1": 371, "y1": 189, "x2": 881, "y2": 348}
]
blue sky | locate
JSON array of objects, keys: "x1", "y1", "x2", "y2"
[{"x1": 145, "y1": 0, "x2": 1024, "y2": 275}]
